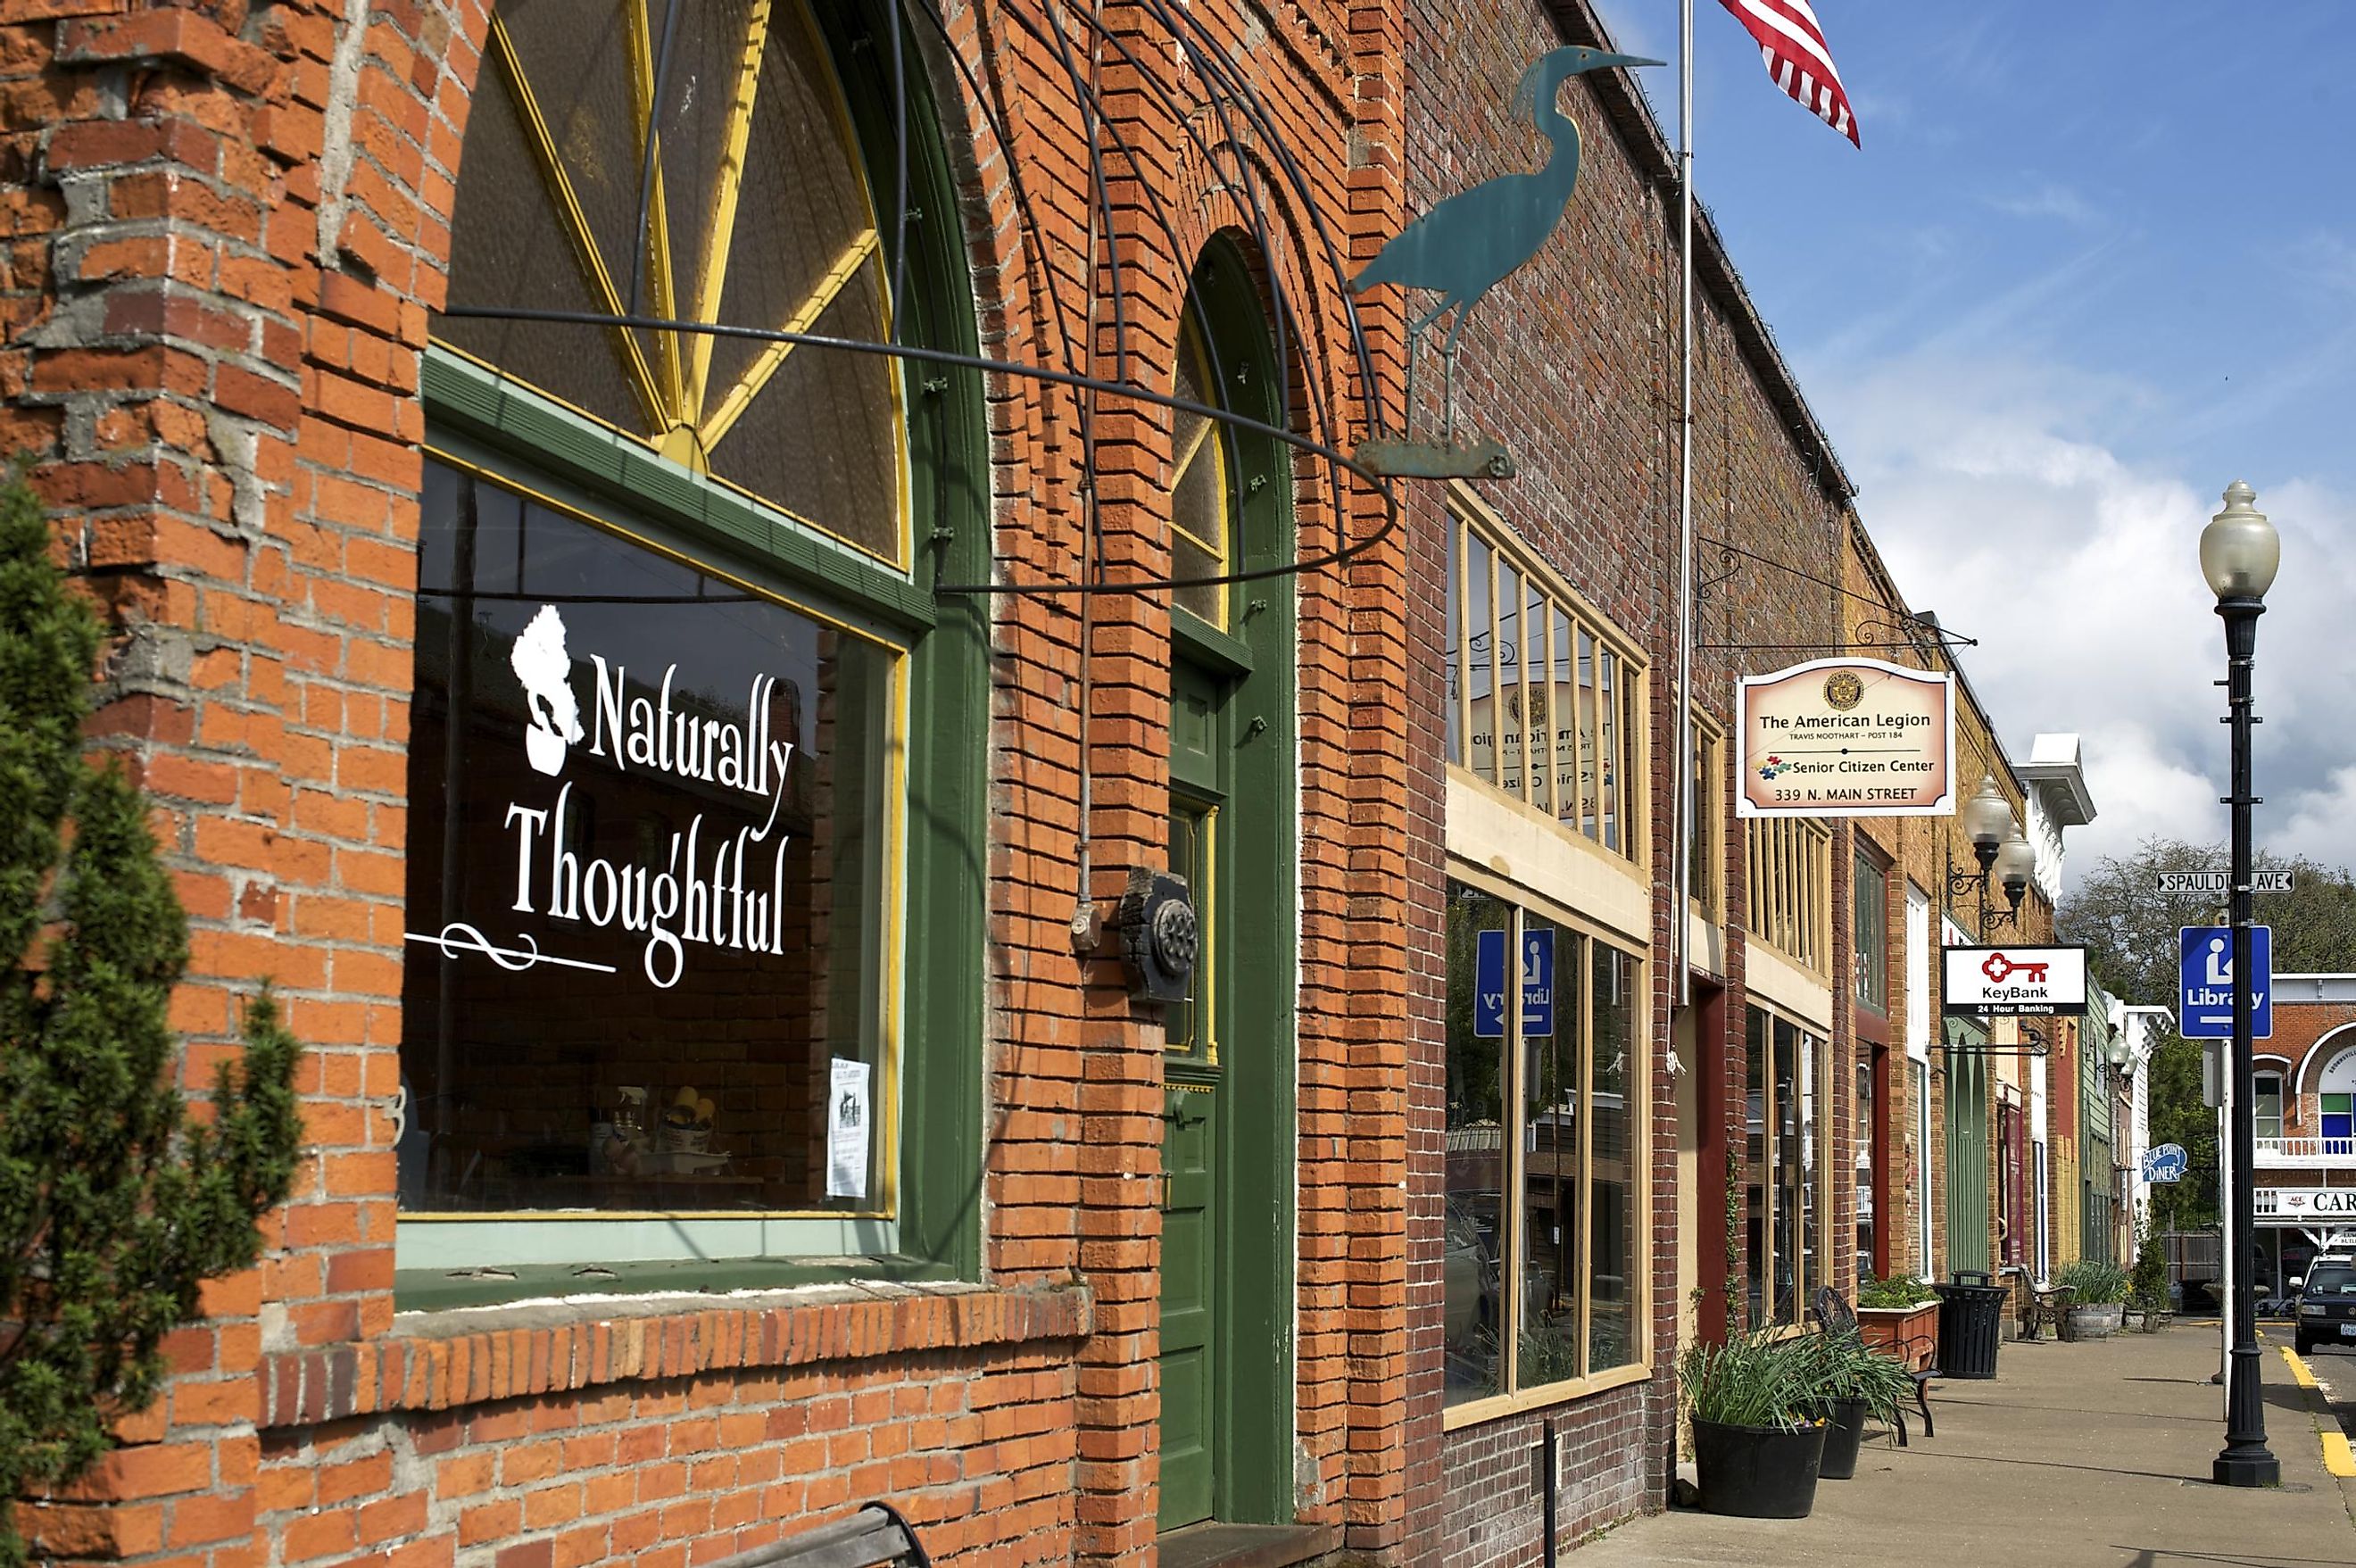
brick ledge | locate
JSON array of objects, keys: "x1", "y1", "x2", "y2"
[{"x1": 255, "y1": 1281, "x2": 1090, "y2": 1429}]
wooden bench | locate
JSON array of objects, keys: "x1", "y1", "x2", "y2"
[
  {"x1": 707, "y1": 1505, "x2": 931, "y2": 1568},
  {"x1": 2020, "y1": 1283, "x2": 2073, "y2": 1342},
  {"x1": 1813, "y1": 1286, "x2": 1936, "y2": 1446}
]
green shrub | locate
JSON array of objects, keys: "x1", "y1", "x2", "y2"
[
  {"x1": 1857, "y1": 1273, "x2": 1939, "y2": 1308},
  {"x1": 1791, "y1": 1329, "x2": 1913, "y2": 1423},
  {"x1": 2057, "y1": 1258, "x2": 2131, "y2": 1306},
  {"x1": 2129, "y1": 1224, "x2": 2169, "y2": 1315},
  {"x1": 0, "y1": 470, "x2": 303, "y2": 1568},
  {"x1": 1678, "y1": 1329, "x2": 1819, "y2": 1431}
]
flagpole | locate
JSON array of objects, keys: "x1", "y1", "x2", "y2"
[{"x1": 1672, "y1": 0, "x2": 1696, "y2": 1008}]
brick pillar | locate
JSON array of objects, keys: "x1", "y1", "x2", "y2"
[{"x1": 6, "y1": 4, "x2": 313, "y2": 1564}]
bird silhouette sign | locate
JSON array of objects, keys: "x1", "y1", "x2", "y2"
[{"x1": 1351, "y1": 46, "x2": 1660, "y2": 478}]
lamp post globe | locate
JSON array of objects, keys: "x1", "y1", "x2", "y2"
[
  {"x1": 2200, "y1": 481, "x2": 2280, "y2": 604},
  {"x1": 1995, "y1": 830, "x2": 2037, "y2": 912},
  {"x1": 1961, "y1": 774, "x2": 2012, "y2": 871},
  {"x1": 2209, "y1": 478, "x2": 2280, "y2": 1488}
]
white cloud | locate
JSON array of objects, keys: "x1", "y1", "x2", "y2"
[
  {"x1": 1985, "y1": 180, "x2": 2100, "y2": 228},
  {"x1": 1813, "y1": 353, "x2": 2356, "y2": 876},
  {"x1": 2275, "y1": 767, "x2": 2356, "y2": 867}
]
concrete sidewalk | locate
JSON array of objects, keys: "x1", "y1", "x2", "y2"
[{"x1": 1573, "y1": 1324, "x2": 2356, "y2": 1566}]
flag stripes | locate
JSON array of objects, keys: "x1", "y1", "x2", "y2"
[{"x1": 1717, "y1": 0, "x2": 1860, "y2": 146}]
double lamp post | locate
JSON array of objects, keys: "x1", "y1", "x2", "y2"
[{"x1": 2202, "y1": 479, "x2": 2280, "y2": 1489}]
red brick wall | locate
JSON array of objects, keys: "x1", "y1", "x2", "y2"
[
  {"x1": 1393, "y1": 0, "x2": 1856, "y2": 1556},
  {"x1": 3, "y1": 1, "x2": 1409, "y2": 1565}
]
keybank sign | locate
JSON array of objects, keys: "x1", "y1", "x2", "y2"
[{"x1": 408, "y1": 604, "x2": 803, "y2": 990}]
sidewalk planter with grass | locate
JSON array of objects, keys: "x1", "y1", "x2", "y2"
[
  {"x1": 1856, "y1": 1275, "x2": 1942, "y2": 1373},
  {"x1": 1794, "y1": 1332, "x2": 1916, "y2": 1480},
  {"x1": 1679, "y1": 1331, "x2": 1829, "y2": 1516},
  {"x1": 2059, "y1": 1260, "x2": 2130, "y2": 1340}
]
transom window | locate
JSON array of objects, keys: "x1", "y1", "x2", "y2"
[
  {"x1": 1444, "y1": 501, "x2": 1647, "y2": 863},
  {"x1": 1746, "y1": 817, "x2": 1831, "y2": 975},
  {"x1": 1169, "y1": 312, "x2": 1232, "y2": 627},
  {"x1": 437, "y1": 0, "x2": 905, "y2": 564}
]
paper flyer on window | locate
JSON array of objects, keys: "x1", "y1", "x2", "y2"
[{"x1": 827, "y1": 1058, "x2": 871, "y2": 1200}]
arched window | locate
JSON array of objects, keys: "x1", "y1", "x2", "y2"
[
  {"x1": 2320, "y1": 1047, "x2": 2356, "y2": 1153},
  {"x1": 436, "y1": 0, "x2": 903, "y2": 562},
  {"x1": 401, "y1": 0, "x2": 984, "y2": 1282}
]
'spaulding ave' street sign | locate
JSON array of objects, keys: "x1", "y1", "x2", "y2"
[{"x1": 2156, "y1": 869, "x2": 2294, "y2": 895}]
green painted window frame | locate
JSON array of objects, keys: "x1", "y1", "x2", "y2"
[{"x1": 396, "y1": 0, "x2": 986, "y2": 1303}]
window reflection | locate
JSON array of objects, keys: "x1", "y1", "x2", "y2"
[{"x1": 1445, "y1": 884, "x2": 1510, "y2": 1406}]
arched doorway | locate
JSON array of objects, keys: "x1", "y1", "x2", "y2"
[{"x1": 1156, "y1": 238, "x2": 1298, "y2": 1532}]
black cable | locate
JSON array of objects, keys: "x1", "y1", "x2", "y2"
[
  {"x1": 625, "y1": 0, "x2": 684, "y2": 326},
  {"x1": 1699, "y1": 533, "x2": 1970, "y2": 641},
  {"x1": 434, "y1": 304, "x2": 1402, "y2": 596}
]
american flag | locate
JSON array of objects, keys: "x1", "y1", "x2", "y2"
[{"x1": 1716, "y1": 0, "x2": 1860, "y2": 146}]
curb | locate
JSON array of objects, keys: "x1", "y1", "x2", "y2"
[{"x1": 2274, "y1": 1342, "x2": 2356, "y2": 1480}]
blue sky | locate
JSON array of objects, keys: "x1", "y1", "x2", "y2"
[{"x1": 1587, "y1": 0, "x2": 2356, "y2": 873}]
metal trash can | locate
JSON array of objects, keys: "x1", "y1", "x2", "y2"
[{"x1": 1934, "y1": 1270, "x2": 2005, "y2": 1379}]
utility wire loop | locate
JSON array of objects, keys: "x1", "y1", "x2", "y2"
[{"x1": 435, "y1": 304, "x2": 1404, "y2": 599}]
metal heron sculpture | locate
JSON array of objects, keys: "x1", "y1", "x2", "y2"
[{"x1": 1352, "y1": 46, "x2": 1661, "y2": 472}]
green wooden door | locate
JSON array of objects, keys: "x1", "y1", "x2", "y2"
[
  {"x1": 1153, "y1": 241, "x2": 1298, "y2": 1534},
  {"x1": 1158, "y1": 1079, "x2": 1219, "y2": 1526},
  {"x1": 1159, "y1": 667, "x2": 1227, "y2": 1531},
  {"x1": 1945, "y1": 1023, "x2": 1991, "y2": 1275}
]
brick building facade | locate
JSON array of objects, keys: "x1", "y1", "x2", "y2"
[
  {"x1": 2, "y1": 1, "x2": 1425, "y2": 1565},
  {"x1": 2, "y1": 2, "x2": 2111, "y2": 1566},
  {"x1": 2239, "y1": 977, "x2": 2356, "y2": 1296}
]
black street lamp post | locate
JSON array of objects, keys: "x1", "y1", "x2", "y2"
[{"x1": 2203, "y1": 479, "x2": 2280, "y2": 1489}]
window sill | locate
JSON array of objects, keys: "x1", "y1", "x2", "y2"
[
  {"x1": 257, "y1": 1274, "x2": 1091, "y2": 1431},
  {"x1": 1440, "y1": 1359, "x2": 1650, "y2": 1431}
]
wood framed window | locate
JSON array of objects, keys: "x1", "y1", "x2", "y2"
[
  {"x1": 1745, "y1": 1005, "x2": 1829, "y2": 1327},
  {"x1": 1444, "y1": 494, "x2": 1647, "y2": 867},
  {"x1": 1745, "y1": 817, "x2": 1831, "y2": 975},
  {"x1": 1688, "y1": 711, "x2": 1725, "y2": 924},
  {"x1": 1853, "y1": 846, "x2": 1889, "y2": 1016},
  {"x1": 1443, "y1": 875, "x2": 1651, "y2": 1422}
]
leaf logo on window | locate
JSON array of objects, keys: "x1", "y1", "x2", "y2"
[{"x1": 511, "y1": 603, "x2": 585, "y2": 776}]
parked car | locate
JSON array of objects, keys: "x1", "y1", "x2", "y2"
[{"x1": 2292, "y1": 1259, "x2": 2356, "y2": 1356}]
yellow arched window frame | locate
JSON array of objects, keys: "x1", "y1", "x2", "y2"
[
  {"x1": 440, "y1": 0, "x2": 909, "y2": 568},
  {"x1": 1168, "y1": 311, "x2": 1232, "y2": 627}
]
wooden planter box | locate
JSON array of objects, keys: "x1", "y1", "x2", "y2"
[{"x1": 1858, "y1": 1302, "x2": 1939, "y2": 1373}]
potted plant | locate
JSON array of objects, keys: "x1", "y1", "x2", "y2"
[
  {"x1": 1855, "y1": 1274, "x2": 1940, "y2": 1372},
  {"x1": 1792, "y1": 1332, "x2": 1915, "y2": 1481},
  {"x1": 1678, "y1": 1330, "x2": 1828, "y2": 1517},
  {"x1": 2058, "y1": 1260, "x2": 2130, "y2": 1340},
  {"x1": 2128, "y1": 1224, "x2": 2172, "y2": 1331}
]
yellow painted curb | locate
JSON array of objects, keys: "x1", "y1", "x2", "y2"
[{"x1": 2277, "y1": 1346, "x2": 2356, "y2": 1478}]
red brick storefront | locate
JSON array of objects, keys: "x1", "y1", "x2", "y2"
[{"x1": 3, "y1": 2, "x2": 1422, "y2": 1565}]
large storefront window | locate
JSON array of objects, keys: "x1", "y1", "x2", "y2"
[
  {"x1": 409, "y1": 0, "x2": 989, "y2": 1275},
  {"x1": 400, "y1": 462, "x2": 895, "y2": 1216},
  {"x1": 1745, "y1": 1006, "x2": 1823, "y2": 1328},
  {"x1": 1445, "y1": 880, "x2": 1647, "y2": 1410}
]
